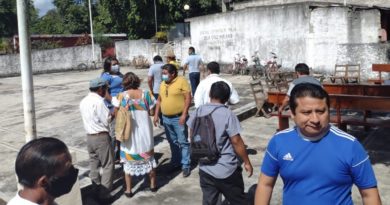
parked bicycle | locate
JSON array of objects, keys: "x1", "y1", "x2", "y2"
[
  {"x1": 264, "y1": 52, "x2": 282, "y2": 80},
  {"x1": 251, "y1": 51, "x2": 265, "y2": 80},
  {"x1": 232, "y1": 53, "x2": 249, "y2": 75}
]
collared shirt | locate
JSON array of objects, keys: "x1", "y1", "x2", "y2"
[
  {"x1": 194, "y1": 74, "x2": 240, "y2": 108},
  {"x1": 184, "y1": 54, "x2": 203, "y2": 73},
  {"x1": 159, "y1": 76, "x2": 191, "y2": 115},
  {"x1": 147, "y1": 61, "x2": 164, "y2": 94},
  {"x1": 7, "y1": 192, "x2": 40, "y2": 205},
  {"x1": 79, "y1": 92, "x2": 110, "y2": 134}
]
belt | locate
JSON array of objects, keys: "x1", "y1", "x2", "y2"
[
  {"x1": 87, "y1": 131, "x2": 109, "y2": 136},
  {"x1": 163, "y1": 113, "x2": 182, "y2": 118}
]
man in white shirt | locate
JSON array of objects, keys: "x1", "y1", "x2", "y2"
[
  {"x1": 79, "y1": 77, "x2": 114, "y2": 201},
  {"x1": 194, "y1": 61, "x2": 240, "y2": 108},
  {"x1": 183, "y1": 46, "x2": 204, "y2": 96}
]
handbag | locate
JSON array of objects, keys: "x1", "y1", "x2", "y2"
[{"x1": 115, "y1": 93, "x2": 131, "y2": 142}]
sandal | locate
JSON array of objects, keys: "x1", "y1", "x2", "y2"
[
  {"x1": 124, "y1": 191, "x2": 133, "y2": 198},
  {"x1": 150, "y1": 187, "x2": 158, "y2": 192}
]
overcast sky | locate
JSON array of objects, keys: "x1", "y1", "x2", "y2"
[{"x1": 33, "y1": 0, "x2": 55, "y2": 17}]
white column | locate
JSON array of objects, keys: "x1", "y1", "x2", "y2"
[{"x1": 16, "y1": 0, "x2": 37, "y2": 142}]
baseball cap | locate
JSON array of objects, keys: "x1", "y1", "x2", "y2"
[{"x1": 89, "y1": 78, "x2": 107, "y2": 88}]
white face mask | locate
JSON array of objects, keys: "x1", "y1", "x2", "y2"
[
  {"x1": 162, "y1": 74, "x2": 169, "y2": 82},
  {"x1": 111, "y1": 64, "x2": 120, "y2": 73}
]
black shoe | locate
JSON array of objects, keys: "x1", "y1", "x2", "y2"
[
  {"x1": 147, "y1": 186, "x2": 158, "y2": 192},
  {"x1": 182, "y1": 168, "x2": 191, "y2": 178},
  {"x1": 124, "y1": 191, "x2": 133, "y2": 198}
]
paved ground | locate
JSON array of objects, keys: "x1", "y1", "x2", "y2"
[{"x1": 0, "y1": 68, "x2": 389, "y2": 205}]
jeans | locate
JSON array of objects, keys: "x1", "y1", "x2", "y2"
[
  {"x1": 189, "y1": 72, "x2": 200, "y2": 96},
  {"x1": 162, "y1": 115, "x2": 190, "y2": 169},
  {"x1": 199, "y1": 167, "x2": 246, "y2": 205}
]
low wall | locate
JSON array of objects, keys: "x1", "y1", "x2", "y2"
[
  {"x1": 115, "y1": 39, "x2": 191, "y2": 66},
  {"x1": 336, "y1": 43, "x2": 390, "y2": 80},
  {"x1": 0, "y1": 45, "x2": 101, "y2": 77}
]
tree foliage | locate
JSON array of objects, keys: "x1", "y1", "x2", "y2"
[
  {"x1": 1, "y1": 0, "x2": 222, "y2": 39},
  {"x1": 0, "y1": 0, "x2": 37, "y2": 37}
]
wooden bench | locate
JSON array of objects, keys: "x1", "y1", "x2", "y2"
[
  {"x1": 323, "y1": 83, "x2": 390, "y2": 97},
  {"x1": 329, "y1": 94, "x2": 390, "y2": 130},
  {"x1": 267, "y1": 91, "x2": 390, "y2": 131},
  {"x1": 368, "y1": 64, "x2": 390, "y2": 84},
  {"x1": 329, "y1": 64, "x2": 361, "y2": 84}
]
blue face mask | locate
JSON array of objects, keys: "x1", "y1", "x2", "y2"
[
  {"x1": 162, "y1": 74, "x2": 169, "y2": 82},
  {"x1": 111, "y1": 64, "x2": 120, "y2": 73}
]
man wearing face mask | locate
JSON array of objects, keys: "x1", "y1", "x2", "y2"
[
  {"x1": 79, "y1": 78, "x2": 114, "y2": 201},
  {"x1": 153, "y1": 64, "x2": 192, "y2": 177},
  {"x1": 8, "y1": 137, "x2": 78, "y2": 205}
]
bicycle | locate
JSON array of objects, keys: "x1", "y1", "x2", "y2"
[
  {"x1": 251, "y1": 52, "x2": 265, "y2": 80},
  {"x1": 232, "y1": 54, "x2": 249, "y2": 75}
]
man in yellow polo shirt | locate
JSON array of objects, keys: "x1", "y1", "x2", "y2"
[{"x1": 153, "y1": 64, "x2": 192, "y2": 177}]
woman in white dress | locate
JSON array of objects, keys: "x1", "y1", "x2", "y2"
[{"x1": 117, "y1": 72, "x2": 157, "y2": 197}]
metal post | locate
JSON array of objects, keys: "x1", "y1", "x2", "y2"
[
  {"x1": 88, "y1": 0, "x2": 95, "y2": 62},
  {"x1": 16, "y1": 0, "x2": 37, "y2": 142},
  {"x1": 154, "y1": 0, "x2": 158, "y2": 33}
]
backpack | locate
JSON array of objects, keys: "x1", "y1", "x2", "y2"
[
  {"x1": 190, "y1": 106, "x2": 224, "y2": 164},
  {"x1": 115, "y1": 93, "x2": 132, "y2": 142}
]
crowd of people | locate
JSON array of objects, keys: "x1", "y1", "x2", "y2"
[{"x1": 8, "y1": 47, "x2": 382, "y2": 205}]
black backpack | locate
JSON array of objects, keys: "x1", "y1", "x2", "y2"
[{"x1": 190, "y1": 106, "x2": 224, "y2": 164}]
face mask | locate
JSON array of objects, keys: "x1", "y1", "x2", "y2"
[
  {"x1": 45, "y1": 166, "x2": 79, "y2": 198},
  {"x1": 162, "y1": 74, "x2": 169, "y2": 82},
  {"x1": 111, "y1": 64, "x2": 120, "y2": 73}
]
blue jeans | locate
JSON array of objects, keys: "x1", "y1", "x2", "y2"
[
  {"x1": 162, "y1": 115, "x2": 190, "y2": 169},
  {"x1": 189, "y1": 72, "x2": 200, "y2": 96}
]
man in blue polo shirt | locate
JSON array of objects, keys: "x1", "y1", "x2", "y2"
[{"x1": 255, "y1": 83, "x2": 381, "y2": 205}]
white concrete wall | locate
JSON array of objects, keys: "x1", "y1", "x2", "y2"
[
  {"x1": 0, "y1": 45, "x2": 101, "y2": 77},
  {"x1": 188, "y1": 4, "x2": 386, "y2": 77},
  {"x1": 233, "y1": 0, "x2": 390, "y2": 10},
  {"x1": 173, "y1": 37, "x2": 191, "y2": 65},
  {"x1": 115, "y1": 40, "x2": 130, "y2": 65},
  {"x1": 115, "y1": 39, "x2": 190, "y2": 66},
  {"x1": 306, "y1": 7, "x2": 382, "y2": 71},
  {"x1": 336, "y1": 43, "x2": 390, "y2": 80},
  {"x1": 190, "y1": 4, "x2": 309, "y2": 69},
  {"x1": 116, "y1": 40, "x2": 166, "y2": 65}
]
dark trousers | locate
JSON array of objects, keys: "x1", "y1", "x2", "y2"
[
  {"x1": 189, "y1": 72, "x2": 200, "y2": 96},
  {"x1": 199, "y1": 167, "x2": 246, "y2": 205}
]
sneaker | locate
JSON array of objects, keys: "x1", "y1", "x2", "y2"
[{"x1": 182, "y1": 168, "x2": 191, "y2": 178}]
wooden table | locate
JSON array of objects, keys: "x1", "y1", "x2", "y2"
[
  {"x1": 267, "y1": 87, "x2": 390, "y2": 131},
  {"x1": 323, "y1": 83, "x2": 390, "y2": 97}
]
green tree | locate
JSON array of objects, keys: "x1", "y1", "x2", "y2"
[
  {"x1": 31, "y1": 10, "x2": 65, "y2": 34},
  {"x1": 0, "y1": 0, "x2": 37, "y2": 38},
  {"x1": 0, "y1": 0, "x2": 17, "y2": 37}
]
